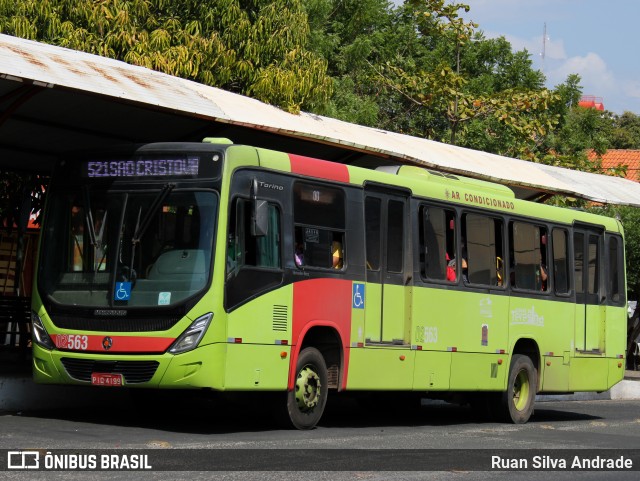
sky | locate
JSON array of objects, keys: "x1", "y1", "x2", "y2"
[{"x1": 456, "y1": 0, "x2": 640, "y2": 114}]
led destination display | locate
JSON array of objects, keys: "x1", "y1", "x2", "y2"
[{"x1": 84, "y1": 157, "x2": 199, "y2": 178}]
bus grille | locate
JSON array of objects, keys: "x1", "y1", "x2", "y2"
[
  {"x1": 60, "y1": 358, "x2": 159, "y2": 384},
  {"x1": 51, "y1": 316, "x2": 179, "y2": 332}
]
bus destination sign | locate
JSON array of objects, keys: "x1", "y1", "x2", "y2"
[{"x1": 84, "y1": 157, "x2": 200, "y2": 179}]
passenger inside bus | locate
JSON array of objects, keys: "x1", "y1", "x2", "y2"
[
  {"x1": 446, "y1": 253, "x2": 456, "y2": 282},
  {"x1": 537, "y1": 233, "x2": 548, "y2": 291},
  {"x1": 537, "y1": 262, "x2": 548, "y2": 291},
  {"x1": 332, "y1": 240, "x2": 343, "y2": 269},
  {"x1": 461, "y1": 243, "x2": 469, "y2": 282},
  {"x1": 295, "y1": 242, "x2": 304, "y2": 266}
]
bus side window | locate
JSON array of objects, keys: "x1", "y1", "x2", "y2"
[
  {"x1": 293, "y1": 181, "x2": 346, "y2": 271},
  {"x1": 227, "y1": 198, "x2": 281, "y2": 277},
  {"x1": 365, "y1": 196, "x2": 381, "y2": 271},
  {"x1": 510, "y1": 221, "x2": 548, "y2": 292},
  {"x1": 421, "y1": 205, "x2": 457, "y2": 282},
  {"x1": 608, "y1": 234, "x2": 625, "y2": 305},
  {"x1": 462, "y1": 213, "x2": 503, "y2": 286},
  {"x1": 552, "y1": 228, "x2": 570, "y2": 294}
]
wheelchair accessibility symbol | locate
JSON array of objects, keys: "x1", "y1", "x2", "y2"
[
  {"x1": 114, "y1": 282, "x2": 131, "y2": 301},
  {"x1": 352, "y1": 283, "x2": 365, "y2": 309}
]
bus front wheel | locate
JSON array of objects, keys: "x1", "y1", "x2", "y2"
[
  {"x1": 501, "y1": 354, "x2": 537, "y2": 424},
  {"x1": 286, "y1": 347, "x2": 328, "y2": 430}
]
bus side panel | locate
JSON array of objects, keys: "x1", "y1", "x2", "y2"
[
  {"x1": 412, "y1": 350, "x2": 451, "y2": 390},
  {"x1": 226, "y1": 285, "x2": 293, "y2": 345},
  {"x1": 223, "y1": 343, "x2": 291, "y2": 390},
  {"x1": 290, "y1": 278, "x2": 353, "y2": 390},
  {"x1": 605, "y1": 305, "x2": 627, "y2": 360},
  {"x1": 528, "y1": 300, "x2": 574, "y2": 358},
  {"x1": 161, "y1": 343, "x2": 227, "y2": 389},
  {"x1": 608, "y1": 358, "x2": 625, "y2": 389},
  {"x1": 540, "y1": 356, "x2": 569, "y2": 392},
  {"x1": 381, "y1": 284, "x2": 410, "y2": 343},
  {"x1": 584, "y1": 304, "x2": 606, "y2": 352},
  {"x1": 411, "y1": 289, "x2": 509, "y2": 354},
  {"x1": 346, "y1": 348, "x2": 414, "y2": 390},
  {"x1": 568, "y1": 357, "x2": 608, "y2": 391},
  {"x1": 449, "y1": 353, "x2": 507, "y2": 390},
  {"x1": 440, "y1": 291, "x2": 509, "y2": 391},
  {"x1": 363, "y1": 282, "x2": 382, "y2": 342}
]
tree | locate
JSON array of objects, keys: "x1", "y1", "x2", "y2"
[
  {"x1": 0, "y1": 0, "x2": 332, "y2": 113},
  {"x1": 303, "y1": 0, "x2": 410, "y2": 126},
  {"x1": 368, "y1": 0, "x2": 559, "y2": 156},
  {"x1": 610, "y1": 111, "x2": 640, "y2": 149}
]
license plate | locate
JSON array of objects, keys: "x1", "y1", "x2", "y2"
[{"x1": 91, "y1": 372, "x2": 123, "y2": 386}]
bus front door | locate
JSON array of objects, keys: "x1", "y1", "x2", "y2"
[
  {"x1": 363, "y1": 187, "x2": 411, "y2": 345},
  {"x1": 573, "y1": 227, "x2": 605, "y2": 353}
]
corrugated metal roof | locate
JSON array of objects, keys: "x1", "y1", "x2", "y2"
[{"x1": 2, "y1": 33, "x2": 640, "y2": 206}]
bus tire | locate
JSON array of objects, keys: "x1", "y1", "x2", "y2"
[
  {"x1": 287, "y1": 347, "x2": 328, "y2": 430},
  {"x1": 501, "y1": 354, "x2": 537, "y2": 424}
]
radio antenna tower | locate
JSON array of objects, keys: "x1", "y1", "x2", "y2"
[{"x1": 541, "y1": 22, "x2": 548, "y2": 74}]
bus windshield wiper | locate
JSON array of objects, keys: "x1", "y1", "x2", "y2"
[
  {"x1": 82, "y1": 185, "x2": 109, "y2": 272},
  {"x1": 132, "y1": 183, "x2": 175, "y2": 244},
  {"x1": 128, "y1": 183, "x2": 175, "y2": 280},
  {"x1": 82, "y1": 185, "x2": 97, "y2": 250}
]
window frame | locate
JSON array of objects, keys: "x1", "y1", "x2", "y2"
[
  {"x1": 292, "y1": 180, "x2": 347, "y2": 272},
  {"x1": 461, "y1": 211, "x2": 506, "y2": 289},
  {"x1": 508, "y1": 220, "x2": 550, "y2": 294},
  {"x1": 419, "y1": 203, "x2": 459, "y2": 284},
  {"x1": 551, "y1": 227, "x2": 571, "y2": 297}
]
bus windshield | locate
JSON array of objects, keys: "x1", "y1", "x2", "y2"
[{"x1": 39, "y1": 187, "x2": 217, "y2": 308}]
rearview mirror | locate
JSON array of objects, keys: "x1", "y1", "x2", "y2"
[
  {"x1": 251, "y1": 199, "x2": 268, "y2": 237},
  {"x1": 250, "y1": 178, "x2": 269, "y2": 237}
]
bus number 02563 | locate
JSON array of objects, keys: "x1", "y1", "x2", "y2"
[{"x1": 56, "y1": 334, "x2": 88, "y2": 350}]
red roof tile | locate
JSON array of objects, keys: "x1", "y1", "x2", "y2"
[{"x1": 588, "y1": 149, "x2": 640, "y2": 182}]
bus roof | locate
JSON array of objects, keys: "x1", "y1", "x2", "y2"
[
  {"x1": 233, "y1": 144, "x2": 623, "y2": 232},
  {"x1": 1, "y1": 33, "x2": 639, "y2": 207}
]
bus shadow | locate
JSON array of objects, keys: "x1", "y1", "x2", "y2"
[
  {"x1": 320, "y1": 394, "x2": 602, "y2": 428},
  {"x1": 17, "y1": 391, "x2": 602, "y2": 434}
]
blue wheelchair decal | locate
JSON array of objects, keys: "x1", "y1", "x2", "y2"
[
  {"x1": 114, "y1": 282, "x2": 131, "y2": 301},
  {"x1": 352, "y1": 283, "x2": 365, "y2": 309}
]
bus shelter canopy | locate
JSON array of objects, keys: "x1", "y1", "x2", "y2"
[{"x1": 1, "y1": 33, "x2": 640, "y2": 206}]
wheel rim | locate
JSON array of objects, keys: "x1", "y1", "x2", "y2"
[
  {"x1": 294, "y1": 365, "x2": 321, "y2": 411},
  {"x1": 512, "y1": 369, "x2": 530, "y2": 411}
]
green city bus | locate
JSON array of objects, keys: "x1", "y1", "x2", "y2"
[{"x1": 30, "y1": 139, "x2": 627, "y2": 429}]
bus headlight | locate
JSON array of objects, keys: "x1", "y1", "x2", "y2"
[
  {"x1": 168, "y1": 313, "x2": 213, "y2": 354},
  {"x1": 31, "y1": 311, "x2": 55, "y2": 350}
]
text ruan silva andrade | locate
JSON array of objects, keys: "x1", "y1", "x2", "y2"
[{"x1": 491, "y1": 455, "x2": 633, "y2": 470}]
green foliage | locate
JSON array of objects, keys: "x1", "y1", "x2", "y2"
[
  {"x1": 0, "y1": 0, "x2": 332, "y2": 112},
  {"x1": 303, "y1": 0, "x2": 405, "y2": 124},
  {"x1": 610, "y1": 111, "x2": 640, "y2": 149},
  {"x1": 366, "y1": 1, "x2": 560, "y2": 150}
]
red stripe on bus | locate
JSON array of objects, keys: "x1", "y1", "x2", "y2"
[
  {"x1": 52, "y1": 334, "x2": 174, "y2": 353},
  {"x1": 289, "y1": 154, "x2": 350, "y2": 183},
  {"x1": 290, "y1": 278, "x2": 352, "y2": 390}
]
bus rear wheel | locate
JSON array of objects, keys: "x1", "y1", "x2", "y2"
[
  {"x1": 501, "y1": 354, "x2": 537, "y2": 424},
  {"x1": 286, "y1": 347, "x2": 328, "y2": 430}
]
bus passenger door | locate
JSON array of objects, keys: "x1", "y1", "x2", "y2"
[
  {"x1": 363, "y1": 187, "x2": 411, "y2": 344},
  {"x1": 573, "y1": 227, "x2": 605, "y2": 353}
]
